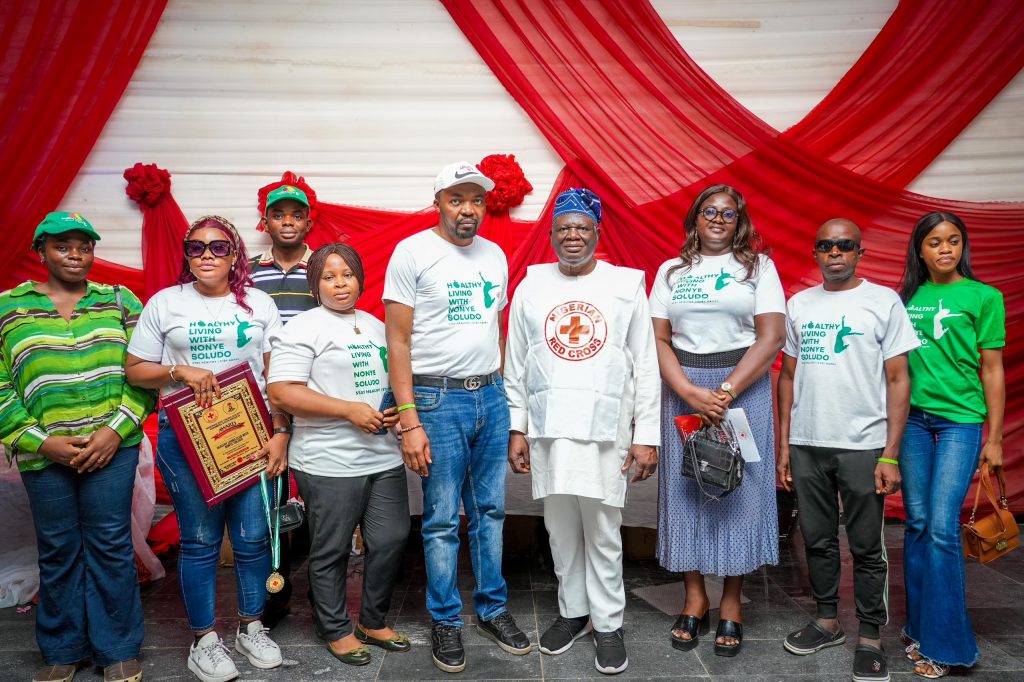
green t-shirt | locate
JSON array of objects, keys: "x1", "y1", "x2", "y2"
[{"x1": 905, "y1": 278, "x2": 1005, "y2": 423}]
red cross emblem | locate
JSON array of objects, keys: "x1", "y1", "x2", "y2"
[
  {"x1": 559, "y1": 315, "x2": 591, "y2": 344},
  {"x1": 545, "y1": 301, "x2": 608, "y2": 362}
]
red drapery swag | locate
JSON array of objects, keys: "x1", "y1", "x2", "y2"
[
  {"x1": 4, "y1": 0, "x2": 1023, "y2": 514},
  {"x1": 435, "y1": 0, "x2": 1024, "y2": 514},
  {"x1": 0, "y1": 0, "x2": 165, "y2": 291}
]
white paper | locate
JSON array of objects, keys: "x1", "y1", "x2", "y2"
[{"x1": 726, "y1": 408, "x2": 760, "y2": 462}]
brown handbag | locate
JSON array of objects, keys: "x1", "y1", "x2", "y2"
[{"x1": 961, "y1": 463, "x2": 1019, "y2": 564}]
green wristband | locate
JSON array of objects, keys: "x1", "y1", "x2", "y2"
[
  {"x1": 396, "y1": 403, "x2": 416, "y2": 412},
  {"x1": 877, "y1": 457, "x2": 899, "y2": 465}
]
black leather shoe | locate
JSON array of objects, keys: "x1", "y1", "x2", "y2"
[
  {"x1": 355, "y1": 625, "x2": 411, "y2": 653},
  {"x1": 476, "y1": 612, "x2": 532, "y2": 654},
  {"x1": 431, "y1": 624, "x2": 466, "y2": 673},
  {"x1": 670, "y1": 611, "x2": 710, "y2": 652},
  {"x1": 714, "y1": 620, "x2": 743, "y2": 657}
]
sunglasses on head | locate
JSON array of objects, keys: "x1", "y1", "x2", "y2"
[
  {"x1": 815, "y1": 239, "x2": 860, "y2": 253},
  {"x1": 184, "y1": 239, "x2": 232, "y2": 259},
  {"x1": 700, "y1": 206, "x2": 737, "y2": 223}
]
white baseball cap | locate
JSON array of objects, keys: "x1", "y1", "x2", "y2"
[{"x1": 433, "y1": 161, "x2": 495, "y2": 195}]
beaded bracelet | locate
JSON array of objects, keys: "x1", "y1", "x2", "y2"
[
  {"x1": 396, "y1": 403, "x2": 416, "y2": 412},
  {"x1": 877, "y1": 457, "x2": 899, "y2": 465},
  {"x1": 400, "y1": 424, "x2": 423, "y2": 434}
]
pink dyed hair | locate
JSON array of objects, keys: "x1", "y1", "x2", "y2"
[{"x1": 177, "y1": 215, "x2": 254, "y2": 313}]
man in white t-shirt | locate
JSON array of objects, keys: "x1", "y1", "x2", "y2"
[
  {"x1": 383, "y1": 162, "x2": 530, "y2": 674},
  {"x1": 505, "y1": 188, "x2": 660, "y2": 675},
  {"x1": 777, "y1": 219, "x2": 919, "y2": 682}
]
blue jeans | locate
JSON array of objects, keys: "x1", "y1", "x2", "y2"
[
  {"x1": 20, "y1": 446, "x2": 143, "y2": 666},
  {"x1": 900, "y1": 408, "x2": 983, "y2": 666},
  {"x1": 156, "y1": 411, "x2": 270, "y2": 631},
  {"x1": 415, "y1": 379, "x2": 510, "y2": 626}
]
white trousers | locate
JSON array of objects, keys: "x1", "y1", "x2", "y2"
[{"x1": 542, "y1": 494, "x2": 625, "y2": 632}]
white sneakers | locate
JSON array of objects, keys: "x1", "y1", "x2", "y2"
[
  {"x1": 188, "y1": 632, "x2": 238, "y2": 682},
  {"x1": 187, "y1": 622, "x2": 282, "y2": 682},
  {"x1": 234, "y1": 620, "x2": 283, "y2": 669}
]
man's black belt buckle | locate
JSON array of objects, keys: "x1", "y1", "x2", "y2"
[{"x1": 413, "y1": 371, "x2": 498, "y2": 391}]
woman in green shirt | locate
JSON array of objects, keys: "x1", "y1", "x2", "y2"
[
  {"x1": 0, "y1": 212, "x2": 155, "y2": 682},
  {"x1": 897, "y1": 211, "x2": 1005, "y2": 679}
]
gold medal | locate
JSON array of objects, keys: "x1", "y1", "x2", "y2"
[{"x1": 266, "y1": 572, "x2": 285, "y2": 594}]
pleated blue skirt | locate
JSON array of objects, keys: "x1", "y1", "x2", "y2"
[{"x1": 656, "y1": 364, "x2": 779, "y2": 576}]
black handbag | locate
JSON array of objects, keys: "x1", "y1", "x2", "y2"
[
  {"x1": 270, "y1": 469, "x2": 305, "y2": 533},
  {"x1": 681, "y1": 421, "x2": 744, "y2": 500}
]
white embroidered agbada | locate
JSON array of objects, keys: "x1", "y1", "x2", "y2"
[{"x1": 505, "y1": 261, "x2": 661, "y2": 507}]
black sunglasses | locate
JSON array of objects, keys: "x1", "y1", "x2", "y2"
[
  {"x1": 184, "y1": 239, "x2": 232, "y2": 258},
  {"x1": 814, "y1": 239, "x2": 860, "y2": 253}
]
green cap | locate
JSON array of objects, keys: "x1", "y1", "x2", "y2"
[
  {"x1": 266, "y1": 185, "x2": 309, "y2": 209},
  {"x1": 33, "y1": 212, "x2": 102, "y2": 243}
]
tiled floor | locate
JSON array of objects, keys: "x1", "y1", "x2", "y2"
[{"x1": 3, "y1": 519, "x2": 1024, "y2": 681}]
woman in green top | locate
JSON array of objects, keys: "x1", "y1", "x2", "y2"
[
  {"x1": 0, "y1": 213, "x2": 155, "y2": 682},
  {"x1": 897, "y1": 211, "x2": 1005, "y2": 679}
]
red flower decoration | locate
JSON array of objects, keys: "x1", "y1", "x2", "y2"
[
  {"x1": 123, "y1": 163, "x2": 172, "y2": 208},
  {"x1": 256, "y1": 171, "x2": 319, "y2": 230},
  {"x1": 478, "y1": 154, "x2": 532, "y2": 213}
]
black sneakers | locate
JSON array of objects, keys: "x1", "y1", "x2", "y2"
[
  {"x1": 431, "y1": 624, "x2": 466, "y2": 673},
  {"x1": 476, "y1": 612, "x2": 532, "y2": 655},
  {"x1": 539, "y1": 615, "x2": 592, "y2": 655},
  {"x1": 594, "y1": 628, "x2": 628, "y2": 675}
]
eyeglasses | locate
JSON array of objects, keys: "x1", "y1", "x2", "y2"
[
  {"x1": 184, "y1": 239, "x2": 232, "y2": 258},
  {"x1": 814, "y1": 239, "x2": 860, "y2": 253},
  {"x1": 700, "y1": 206, "x2": 737, "y2": 223}
]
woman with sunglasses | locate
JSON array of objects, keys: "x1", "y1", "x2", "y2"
[
  {"x1": 650, "y1": 184, "x2": 786, "y2": 657},
  {"x1": 267, "y1": 243, "x2": 409, "y2": 666},
  {"x1": 126, "y1": 216, "x2": 288, "y2": 682},
  {"x1": 0, "y1": 212, "x2": 154, "y2": 682},
  {"x1": 897, "y1": 212, "x2": 1005, "y2": 679}
]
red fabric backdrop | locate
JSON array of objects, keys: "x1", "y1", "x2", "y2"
[
  {"x1": 3, "y1": 0, "x2": 1022, "y2": 516},
  {"x1": 0, "y1": 0, "x2": 163, "y2": 292},
  {"x1": 436, "y1": 0, "x2": 1024, "y2": 516}
]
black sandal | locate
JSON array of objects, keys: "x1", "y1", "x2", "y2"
[
  {"x1": 670, "y1": 611, "x2": 710, "y2": 651},
  {"x1": 714, "y1": 620, "x2": 743, "y2": 657}
]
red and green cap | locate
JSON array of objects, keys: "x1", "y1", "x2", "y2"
[
  {"x1": 33, "y1": 211, "x2": 102, "y2": 243},
  {"x1": 266, "y1": 185, "x2": 309, "y2": 209}
]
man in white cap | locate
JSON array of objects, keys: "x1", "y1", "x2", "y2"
[{"x1": 384, "y1": 162, "x2": 531, "y2": 674}]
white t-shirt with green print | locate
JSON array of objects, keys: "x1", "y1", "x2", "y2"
[
  {"x1": 129, "y1": 283, "x2": 282, "y2": 400},
  {"x1": 383, "y1": 229, "x2": 508, "y2": 376},
  {"x1": 782, "y1": 280, "x2": 920, "y2": 449},
  {"x1": 267, "y1": 306, "x2": 401, "y2": 477},
  {"x1": 649, "y1": 253, "x2": 786, "y2": 354}
]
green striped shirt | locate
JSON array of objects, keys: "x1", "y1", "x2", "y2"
[{"x1": 0, "y1": 281, "x2": 156, "y2": 472}]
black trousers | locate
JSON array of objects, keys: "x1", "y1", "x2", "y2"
[
  {"x1": 293, "y1": 464, "x2": 410, "y2": 639},
  {"x1": 789, "y1": 445, "x2": 887, "y2": 638}
]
